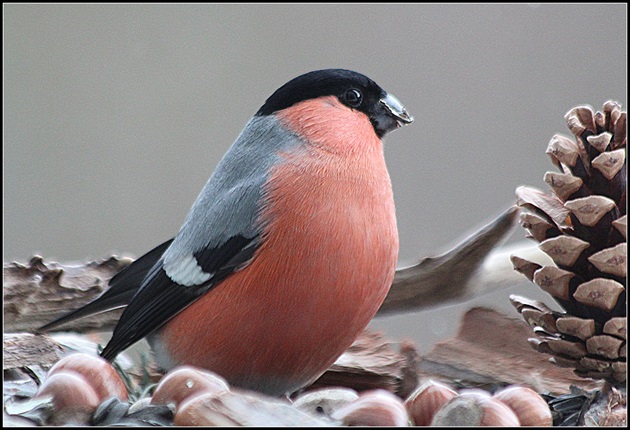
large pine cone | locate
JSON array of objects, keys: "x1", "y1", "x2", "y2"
[{"x1": 510, "y1": 101, "x2": 626, "y2": 385}]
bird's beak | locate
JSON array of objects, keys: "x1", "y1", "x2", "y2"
[{"x1": 380, "y1": 93, "x2": 414, "y2": 127}]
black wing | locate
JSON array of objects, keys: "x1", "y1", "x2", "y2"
[
  {"x1": 99, "y1": 235, "x2": 258, "y2": 361},
  {"x1": 37, "y1": 238, "x2": 174, "y2": 333}
]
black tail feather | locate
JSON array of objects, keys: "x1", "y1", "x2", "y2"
[{"x1": 36, "y1": 238, "x2": 174, "y2": 333}]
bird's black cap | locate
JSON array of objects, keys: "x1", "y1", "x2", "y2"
[{"x1": 256, "y1": 69, "x2": 412, "y2": 137}]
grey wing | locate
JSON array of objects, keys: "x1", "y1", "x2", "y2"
[{"x1": 100, "y1": 115, "x2": 302, "y2": 360}]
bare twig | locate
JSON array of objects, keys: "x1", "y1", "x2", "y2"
[
  {"x1": 3, "y1": 333, "x2": 65, "y2": 369},
  {"x1": 377, "y1": 206, "x2": 520, "y2": 315},
  {"x1": 3, "y1": 256, "x2": 130, "y2": 333},
  {"x1": 3, "y1": 206, "x2": 522, "y2": 333}
]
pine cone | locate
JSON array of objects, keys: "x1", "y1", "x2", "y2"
[{"x1": 510, "y1": 101, "x2": 626, "y2": 385}]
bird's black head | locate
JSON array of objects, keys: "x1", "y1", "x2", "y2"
[{"x1": 256, "y1": 69, "x2": 413, "y2": 137}]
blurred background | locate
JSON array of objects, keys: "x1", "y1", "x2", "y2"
[{"x1": 4, "y1": 4, "x2": 627, "y2": 352}]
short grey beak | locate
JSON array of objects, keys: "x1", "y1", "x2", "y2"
[{"x1": 380, "y1": 93, "x2": 413, "y2": 126}]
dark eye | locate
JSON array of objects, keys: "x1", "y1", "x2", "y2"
[{"x1": 344, "y1": 88, "x2": 363, "y2": 107}]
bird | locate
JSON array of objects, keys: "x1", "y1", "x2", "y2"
[{"x1": 38, "y1": 68, "x2": 413, "y2": 396}]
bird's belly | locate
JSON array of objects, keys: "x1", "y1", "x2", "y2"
[{"x1": 151, "y1": 225, "x2": 397, "y2": 395}]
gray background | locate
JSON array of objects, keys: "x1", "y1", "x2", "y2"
[{"x1": 4, "y1": 4, "x2": 627, "y2": 352}]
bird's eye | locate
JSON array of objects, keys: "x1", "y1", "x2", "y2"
[{"x1": 344, "y1": 89, "x2": 363, "y2": 107}]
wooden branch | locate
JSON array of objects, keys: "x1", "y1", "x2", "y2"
[
  {"x1": 3, "y1": 333, "x2": 65, "y2": 370},
  {"x1": 4, "y1": 206, "x2": 520, "y2": 332},
  {"x1": 377, "y1": 206, "x2": 520, "y2": 315},
  {"x1": 3, "y1": 256, "x2": 130, "y2": 333}
]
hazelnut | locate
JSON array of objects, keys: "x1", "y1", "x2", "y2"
[
  {"x1": 151, "y1": 365, "x2": 229, "y2": 408},
  {"x1": 47, "y1": 353, "x2": 128, "y2": 402},
  {"x1": 404, "y1": 380, "x2": 457, "y2": 426},
  {"x1": 36, "y1": 371, "x2": 100, "y2": 425},
  {"x1": 331, "y1": 389, "x2": 409, "y2": 426},
  {"x1": 431, "y1": 391, "x2": 520, "y2": 426},
  {"x1": 173, "y1": 391, "x2": 239, "y2": 426},
  {"x1": 493, "y1": 386, "x2": 552, "y2": 426},
  {"x1": 292, "y1": 387, "x2": 359, "y2": 417}
]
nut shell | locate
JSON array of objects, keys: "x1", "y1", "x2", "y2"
[
  {"x1": 48, "y1": 353, "x2": 128, "y2": 402},
  {"x1": 493, "y1": 386, "x2": 552, "y2": 426},
  {"x1": 292, "y1": 387, "x2": 359, "y2": 417},
  {"x1": 404, "y1": 380, "x2": 457, "y2": 426},
  {"x1": 36, "y1": 371, "x2": 100, "y2": 424},
  {"x1": 174, "y1": 389, "x2": 327, "y2": 426},
  {"x1": 330, "y1": 389, "x2": 409, "y2": 426},
  {"x1": 174, "y1": 391, "x2": 239, "y2": 426},
  {"x1": 151, "y1": 365, "x2": 229, "y2": 408},
  {"x1": 431, "y1": 391, "x2": 520, "y2": 426}
]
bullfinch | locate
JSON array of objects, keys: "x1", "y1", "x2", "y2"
[{"x1": 39, "y1": 68, "x2": 413, "y2": 396}]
